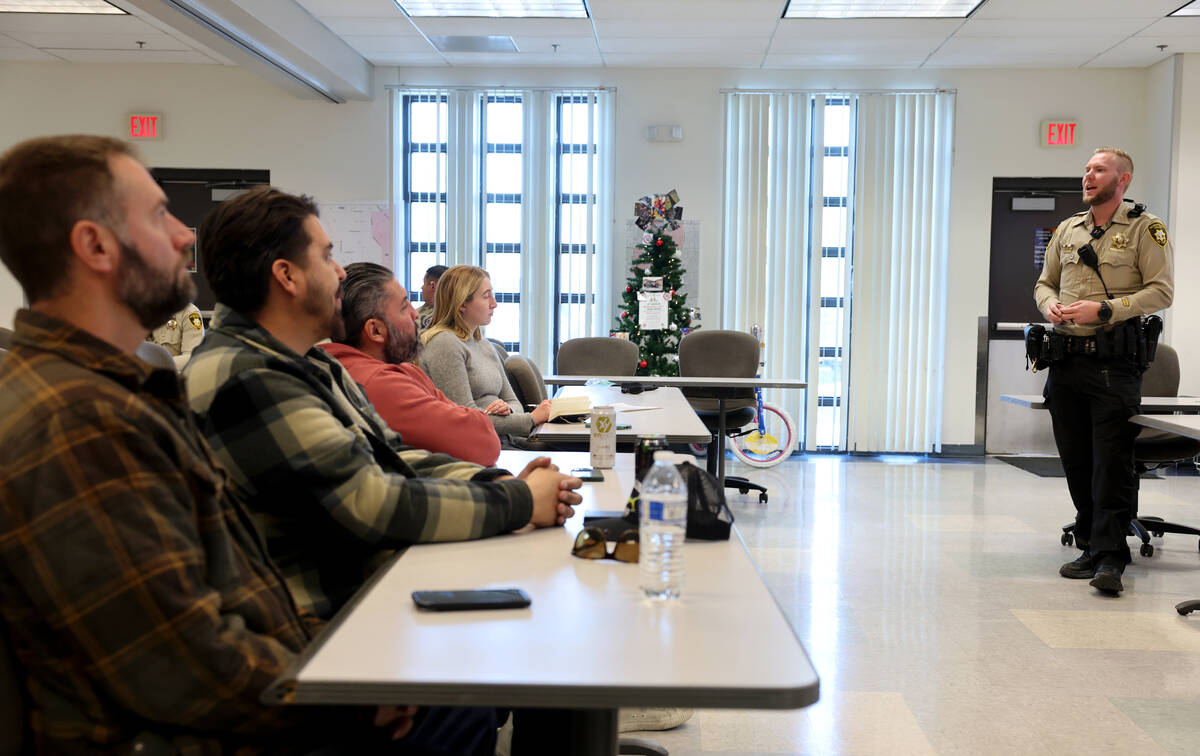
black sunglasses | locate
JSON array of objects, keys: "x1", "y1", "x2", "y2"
[{"x1": 571, "y1": 527, "x2": 639, "y2": 563}]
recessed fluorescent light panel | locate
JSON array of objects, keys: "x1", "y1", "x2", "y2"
[
  {"x1": 0, "y1": 0, "x2": 124, "y2": 11},
  {"x1": 396, "y1": 1, "x2": 587, "y2": 18},
  {"x1": 430, "y1": 35, "x2": 518, "y2": 52},
  {"x1": 783, "y1": 0, "x2": 982, "y2": 18},
  {"x1": 1170, "y1": 1, "x2": 1200, "y2": 15}
]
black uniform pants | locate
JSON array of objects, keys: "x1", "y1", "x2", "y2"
[{"x1": 1043, "y1": 353, "x2": 1142, "y2": 564}]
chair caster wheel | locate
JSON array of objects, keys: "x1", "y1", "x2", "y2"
[
  {"x1": 1153, "y1": 531, "x2": 1165, "y2": 538},
  {"x1": 1140, "y1": 543, "x2": 1154, "y2": 558},
  {"x1": 1061, "y1": 533, "x2": 1074, "y2": 547},
  {"x1": 738, "y1": 487, "x2": 749, "y2": 495},
  {"x1": 758, "y1": 493, "x2": 768, "y2": 503}
]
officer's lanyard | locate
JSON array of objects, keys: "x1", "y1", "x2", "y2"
[{"x1": 1077, "y1": 218, "x2": 1114, "y2": 299}]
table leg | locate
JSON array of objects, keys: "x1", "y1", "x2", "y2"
[
  {"x1": 716, "y1": 396, "x2": 727, "y2": 486},
  {"x1": 511, "y1": 707, "x2": 618, "y2": 755}
]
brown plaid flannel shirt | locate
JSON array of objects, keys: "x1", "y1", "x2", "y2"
[{"x1": 0, "y1": 310, "x2": 351, "y2": 754}]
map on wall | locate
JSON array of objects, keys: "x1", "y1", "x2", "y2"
[{"x1": 320, "y1": 202, "x2": 393, "y2": 269}]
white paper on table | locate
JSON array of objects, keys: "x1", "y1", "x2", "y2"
[{"x1": 610, "y1": 403, "x2": 660, "y2": 413}]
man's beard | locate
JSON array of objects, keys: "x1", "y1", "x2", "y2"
[
  {"x1": 1085, "y1": 176, "x2": 1118, "y2": 206},
  {"x1": 382, "y1": 318, "x2": 421, "y2": 364},
  {"x1": 302, "y1": 281, "x2": 345, "y2": 343},
  {"x1": 118, "y1": 240, "x2": 195, "y2": 330}
]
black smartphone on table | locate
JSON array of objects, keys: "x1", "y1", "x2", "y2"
[
  {"x1": 570, "y1": 467, "x2": 605, "y2": 482},
  {"x1": 411, "y1": 588, "x2": 531, "y2": 611}
]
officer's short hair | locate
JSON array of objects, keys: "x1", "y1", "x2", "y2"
[
  {"x1": 1094, "y1": 147, "x2": 1134, "y2": 176},
  {"x1": 0, "y1": 135, "x2": 135, "y2": 303},
  {"x1": 424, "y1": 264, "x2": 449, "y2": 282},
  {"x1": 338, "y1": 262, "x2": 396, "y2": 349},
  {"x1": 200, "y1": 186, "x2": 319, "y2": 315}
]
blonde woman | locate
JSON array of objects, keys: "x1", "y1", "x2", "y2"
[{"x1": 420, "y1": 265, "x2": 551, "y2": 437}]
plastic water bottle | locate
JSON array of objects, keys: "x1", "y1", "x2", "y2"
[{"x1": 639, "y1": 451, "x2": 687, "y2": 600}]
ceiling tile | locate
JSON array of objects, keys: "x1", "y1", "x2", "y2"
[
  {"x1": 43, "y1": 47, "x2": 218, "y2": 63},
  {"x1": 599, "y1": 36, "x2": 765, "y2": 54},
  {"x1": 1134, "y1": 17, "x2": 1200, "y2": 36},
  {"x1": 601, "y1": 51, "x2": 763, "y2": 67},
  {"x1": 340, "y1": 34, "x2": 435, "y2": 55},
  {"x1": 771, "y1": 35, "x2": 944, "y2": 55},
  {"x1": 955, "y1": 17, "x2": 1159, "y2": 37},
  {"x1": 317, "y1": 16, "x2": 423, "y2": 36},
  {"x1": 440, "y1": 50, "x2": 601, "y2": 65},
  {"x1": 764, "y1": 51, "x2": 930, "y2": 67},
  {"x1": 0, "y1": 12, "x2": 158, "y2": 34},
  {"x1": 366, "y1": 52, "x2": 449, "y2": 65},
  {"x1": 296, "y1": 0, "x2": 402, "y2": 17},
  {"x1": 510, "y1": 34, "x2": 597, "y2": 53},
  {"x1": 592, "y1": 18, "x2": 777, "y2": 37},
  {"x1": 7, "y1": 30, "x2": 189, "y2": 50},
  {"x1": 0, "y1": 46, "x2": 62, "y2": 61}
]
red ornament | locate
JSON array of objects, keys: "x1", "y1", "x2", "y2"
[
  {"x1": 655, "y1": 238, "x2": 664, "y2": 247},
  {"x1": 621, "y1": 312, "x2": 628, "y2": 319},
  {"x1": 625, "y1": 285, "x2": 632, "y2": 292},
  {"x1": 638, "y1": 360, "x2": 648, "y2": 368},
  {"x1": 670, "y1": 289, "x2": 675, "y2": 296}
]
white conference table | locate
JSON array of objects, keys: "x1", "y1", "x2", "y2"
[
  {"x1": 531, "y1": 384, "x2": 711, "y2": 446},
  {"x1": 539, "y1": 377, "x2": 808, "y2": 485},
  {"x1": 1002, "y1": 394, "x2": 1200, "y2": 412},
  {"x1": 264, "y1": 450, "x2": 820, "y2": 755},
  {"x1": 1129, "y1": 415, "x2": 1200, "y2": 617}
]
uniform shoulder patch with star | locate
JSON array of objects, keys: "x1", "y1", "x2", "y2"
[
  {"x1": 188, "y1": 312, "x2": 203, "y2": 330},
  {"x1": 1147, "y1": 221, "x2": 1169, "y2": 247}
]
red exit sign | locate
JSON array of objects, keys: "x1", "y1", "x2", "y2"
[
  {"x1": 128, "y1": 113, "x2": 163, "y2": 140},
  {"x1": 1040, "y1": 120, "x2": 1078, "y2": 147}
]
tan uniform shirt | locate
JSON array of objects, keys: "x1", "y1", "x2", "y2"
[
  {"x1": 148, "y1": 303, "x2": 205, "y2": 369},
  {"x1": 1034, "y1": 202, "x2": 1174, "y2": 336}
]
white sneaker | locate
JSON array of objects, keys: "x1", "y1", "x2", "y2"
[{"x1": 617, "y1": 707, "x2": 694, "y2": 733}]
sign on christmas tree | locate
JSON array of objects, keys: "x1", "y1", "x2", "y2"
[{"x1": 612, "y1": 190, "x2": 696, "y2": 376}]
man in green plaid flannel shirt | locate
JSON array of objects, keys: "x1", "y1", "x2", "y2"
[{"x1": 184, "y1": 187, "x2": 581, "y2": 620}]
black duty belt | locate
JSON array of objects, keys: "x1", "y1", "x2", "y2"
[{"x1": 1064, "y1": 335, "x2": 1099, "y2": 355}]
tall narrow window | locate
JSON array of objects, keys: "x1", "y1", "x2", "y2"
[
  {"x1": 482, "y1": 94, "x2": 523, "y2": 352},
  {"x1": 392, "y1": 86, "x2": 613, "y2": 370},
  {"x1": 555, "y1": 94, "x2": 602, "y2": 349},
  {"x1": 813, "y1": 98, "x2": 854, "y2": 450},
  {"x1": 400, "y1": 94, "x2": 447, "y2": 306}
]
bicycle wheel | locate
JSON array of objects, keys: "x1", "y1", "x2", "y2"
[{"x1": 729, "y1": 402, "x2": 796, "y2": 468}]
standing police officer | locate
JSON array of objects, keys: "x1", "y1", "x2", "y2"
[{"x1": 1035, "y1": 147, "x2": 1174, "y2": 594}]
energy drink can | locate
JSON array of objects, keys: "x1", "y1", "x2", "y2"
[
  {"x1": 589, "y1": 405, "x2": 616, "y2": 469},
  {"x1": 635, "y1": 434, "x2": 669, "y2": 484}
]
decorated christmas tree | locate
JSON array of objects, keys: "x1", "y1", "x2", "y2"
[{"x1": 612, "y1": 190, "x2": 696, "y2": 376}]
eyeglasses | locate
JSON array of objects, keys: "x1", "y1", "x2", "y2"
[{"x1": 571, "y1": 527, "x2": 639, "y2": 563}]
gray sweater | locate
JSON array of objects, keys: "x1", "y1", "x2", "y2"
[{"x1": 421, "y1": 331, "x2": 536, "y2": 436}]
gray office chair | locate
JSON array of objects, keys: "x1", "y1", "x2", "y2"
[
  {"x1": 1060, "y1": 343, "x2": 1200, "y2": 557},
  {"x1": 678, "y1": 329, "x2": 768, "y2": 503},
  {"x1": 557, "y1": 337, "x2": 639, "y2": 376},
  {"x1": 135, "y1": 341, "x2": 177, "y2": 372},
  {"x1": 0, "y1": 326, "x2": 12, "y2": 351},
  {"x1": 504, "y1": 354, "x2": 548, "y2": 408}
]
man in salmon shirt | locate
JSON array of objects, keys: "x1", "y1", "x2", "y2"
[{"x1": 322, "y1": 262, "x2": 502, "y2": 467}]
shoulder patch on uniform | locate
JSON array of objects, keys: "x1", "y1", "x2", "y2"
[
  {"x1": 1147, "y1": 221, "x2": 1169, "y2": 247},
  {"x1": 188, "y1": 312, "x2": 203, "y2": 330}
]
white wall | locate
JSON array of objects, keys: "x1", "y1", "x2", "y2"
[
  {"x1": 0, "y1": 61, "x2": 1172, "y2": 446},
  {"x1": 1169, "y1": 54, "x2": 1200, "y2": 396}
]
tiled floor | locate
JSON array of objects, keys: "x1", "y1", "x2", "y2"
[{"x1": 625, "y1": 455, "x2": 1200, "y2": 755}]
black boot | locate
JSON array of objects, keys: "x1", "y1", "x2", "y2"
[
  {"x1": 1059, "y1": 552, "x2": 1098, "y2": 579},
  {"x1": 1089, "y1": 558, "x2": 1125, "y2": 593}
]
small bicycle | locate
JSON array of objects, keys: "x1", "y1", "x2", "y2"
[
  {"x1": 728, "y1": 325, "x2": 797, "y2": 468},
  {"x1": 690, "y1": 325, "x2": 798, "y2": 469}
]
